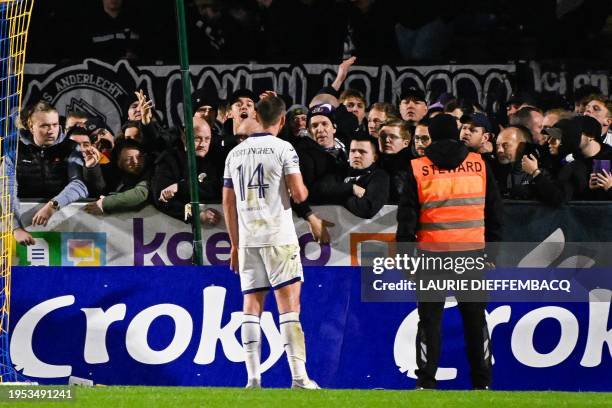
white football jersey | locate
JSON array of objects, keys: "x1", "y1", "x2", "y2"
[{"x1": 224, "y1": 133, "x2": 301, "y2": 247}]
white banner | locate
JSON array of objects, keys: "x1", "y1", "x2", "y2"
[{"x1": 15, "y1": 202, "x2": 398, "y2": 266}]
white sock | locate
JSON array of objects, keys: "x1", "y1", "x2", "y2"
[
  {"x1": 280, "y1": 312, "x2": 308, "y2": 381},
  {"x1": 242, "y1": 314, "x2": 261, "y2": 381}
]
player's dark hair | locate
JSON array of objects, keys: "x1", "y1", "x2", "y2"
[{"x1": 256, "y1": 96, "x2": 286, "y2": 128}]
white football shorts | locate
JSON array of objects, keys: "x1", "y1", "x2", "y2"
[{"x1": 239, "y1": 244, "x2": 304, "y2": 294}]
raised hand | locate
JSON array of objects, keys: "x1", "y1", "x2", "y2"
[
  {"x1": 332, "y1": 56, "x2": 357, "y2": 91},
  {"x1": 135, "y1": 90, "x2": 154, "y2": 125},
  {"x1": 259, "y1": 90, "x2": 277, "y2": 100},
  {"x1": 83, "y1": 146, "x2": 102, "y2": 168},
  {"x1": 593, "y1": 169, "x2": 612, "y2": 191},
  {"x1": 521, "y1": 154, "x2": 539, "y2": 175}
]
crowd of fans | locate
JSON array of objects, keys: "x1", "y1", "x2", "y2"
[
  {"x1": 29, "y1": 0, "x2": 612, "y2": 64},
  {"x1": 11, "y1": 56, "x2": 612, "y2": 245}
]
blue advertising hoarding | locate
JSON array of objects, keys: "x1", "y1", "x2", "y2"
[{"x1": 9, "y1": 266, "x2": 611, "y2": 391}]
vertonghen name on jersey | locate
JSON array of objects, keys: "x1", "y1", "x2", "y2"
[{"x1": 231, "y1": 147, "x2": 275, "y2": 157}]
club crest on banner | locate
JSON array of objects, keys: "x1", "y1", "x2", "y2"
[{"x1": 24, "y1": 59, "x2": 155, "y2": 134}]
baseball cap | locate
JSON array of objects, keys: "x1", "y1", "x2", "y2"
[
  {"x1": 229, "y1": 88, "x2": 257, "y2": 106},
  {"x1": 307, "y1": 104, "x2": 336, "y2": 126},
  {"x1": 400, "y1": 86, "x2": 426, "y2": 103},
  {"x1": 541, "y1": 126, "x2": 563, "y2": 141},
  {"x1": 84, "y1": 117, "x2": 113, "y2": 136},
  {"x1": 460, "y1": 112, "x2": 494, "y2": 133},
  {"x1": 506, "y1": 92, "x2": 538, "y2": 108},
  {"x1": 287, "y1": 104, "x2": 308, "y2": 119},
  {"x1": 191, "y1": 88, "x2": 220, "y2": 111}
]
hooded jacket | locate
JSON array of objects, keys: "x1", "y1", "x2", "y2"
[{"x1": 396, "y1": 139, "x2": 503, "y2": 243}]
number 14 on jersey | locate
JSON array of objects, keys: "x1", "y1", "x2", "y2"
[{"x1": 236, "y1": 163, "x2": 269, "y2": 201}]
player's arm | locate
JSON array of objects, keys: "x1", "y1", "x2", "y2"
[
  {"x1": 285, "y1": 173, "x2": 308, "y2": 204},
  {"x1": 283, "y1": 145, "x2": 308, "y2": 203},
  {"x1": 222, "y1": 186, "x2": 239, "y2": 273}
]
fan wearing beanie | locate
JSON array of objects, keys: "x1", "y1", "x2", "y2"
[{"x1": 396, "y1": 113, "x2": 503, "y2": 391}]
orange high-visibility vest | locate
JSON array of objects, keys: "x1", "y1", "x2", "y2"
[{"x1": 411, "y1": 152, "x2": 486, "y2": 251}]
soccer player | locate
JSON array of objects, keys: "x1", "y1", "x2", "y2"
[{"x1": 222, "y1": 95, "x2": 319, "y2": 390}]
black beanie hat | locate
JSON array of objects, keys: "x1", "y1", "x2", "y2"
[
  {"x1": 554, "y1": 118, "x2": 581, "y2": 156},
  {"x1": 429, "y1": 114, "x2": 459, "y2": 142}
]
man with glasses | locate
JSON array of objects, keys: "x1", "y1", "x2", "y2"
[
  {"x1": 377, "y1": 119, "x2": 414, "y2": 202},
  {"x1": 414, "y1": 119, "x2": 432, "y2": 157}
]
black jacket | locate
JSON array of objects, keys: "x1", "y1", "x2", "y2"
[
  {"x1": 530, "y1": 158, "x2": 587, "y2": 206},
  {"x1": 530, "y1": 144, "x2": 612, "y2": 204},
  {"x1": 141, "y1": 122, "x2": 179, "y2": 154},
  {"x1": 576, "y1": 144, "x2": 612, "y2": 200},
  {"x1": 295, "y1": 136, "x2": 347, "y2": 196},
  {"x1": 288, "y1": 136, "x2": 347, "y2": 218},
  {"x1": 16, "y1": 131, "x2": 85, "y2": 200},
  {"x1": 316, "y1": 163, "x2": 390, "y2": 219},
  {"x1": 396, "y1": 139, "x2": 503, "y2": 243},
  {"x1": 378, "y1": 147, "x2": 415, "y2": 203},
  {"x1": 151, "y1": 147, "x2": 221, "y2": 221},
  {"x1": 492, "y1": 143, "x2": 543, "y2": 200}
]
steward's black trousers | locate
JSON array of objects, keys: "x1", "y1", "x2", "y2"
[{"x1": 414, "y1": 252, "x2": 492, "y2": 389}]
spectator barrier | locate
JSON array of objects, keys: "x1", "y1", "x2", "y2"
[
  {"x1": 8, "y1": 202, "x2": 612, "y2": 390},
  {"x1": 13, "y1": 202, "x2": 612, "y2": 267}
]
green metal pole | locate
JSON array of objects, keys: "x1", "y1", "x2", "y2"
[{"x1": 175, "y1": 0, "x2": 203, "y2": 265}]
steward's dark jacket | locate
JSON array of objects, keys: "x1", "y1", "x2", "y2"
[{"x1": 397, "y1": 139, "x2": 503, "y2": 243}]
